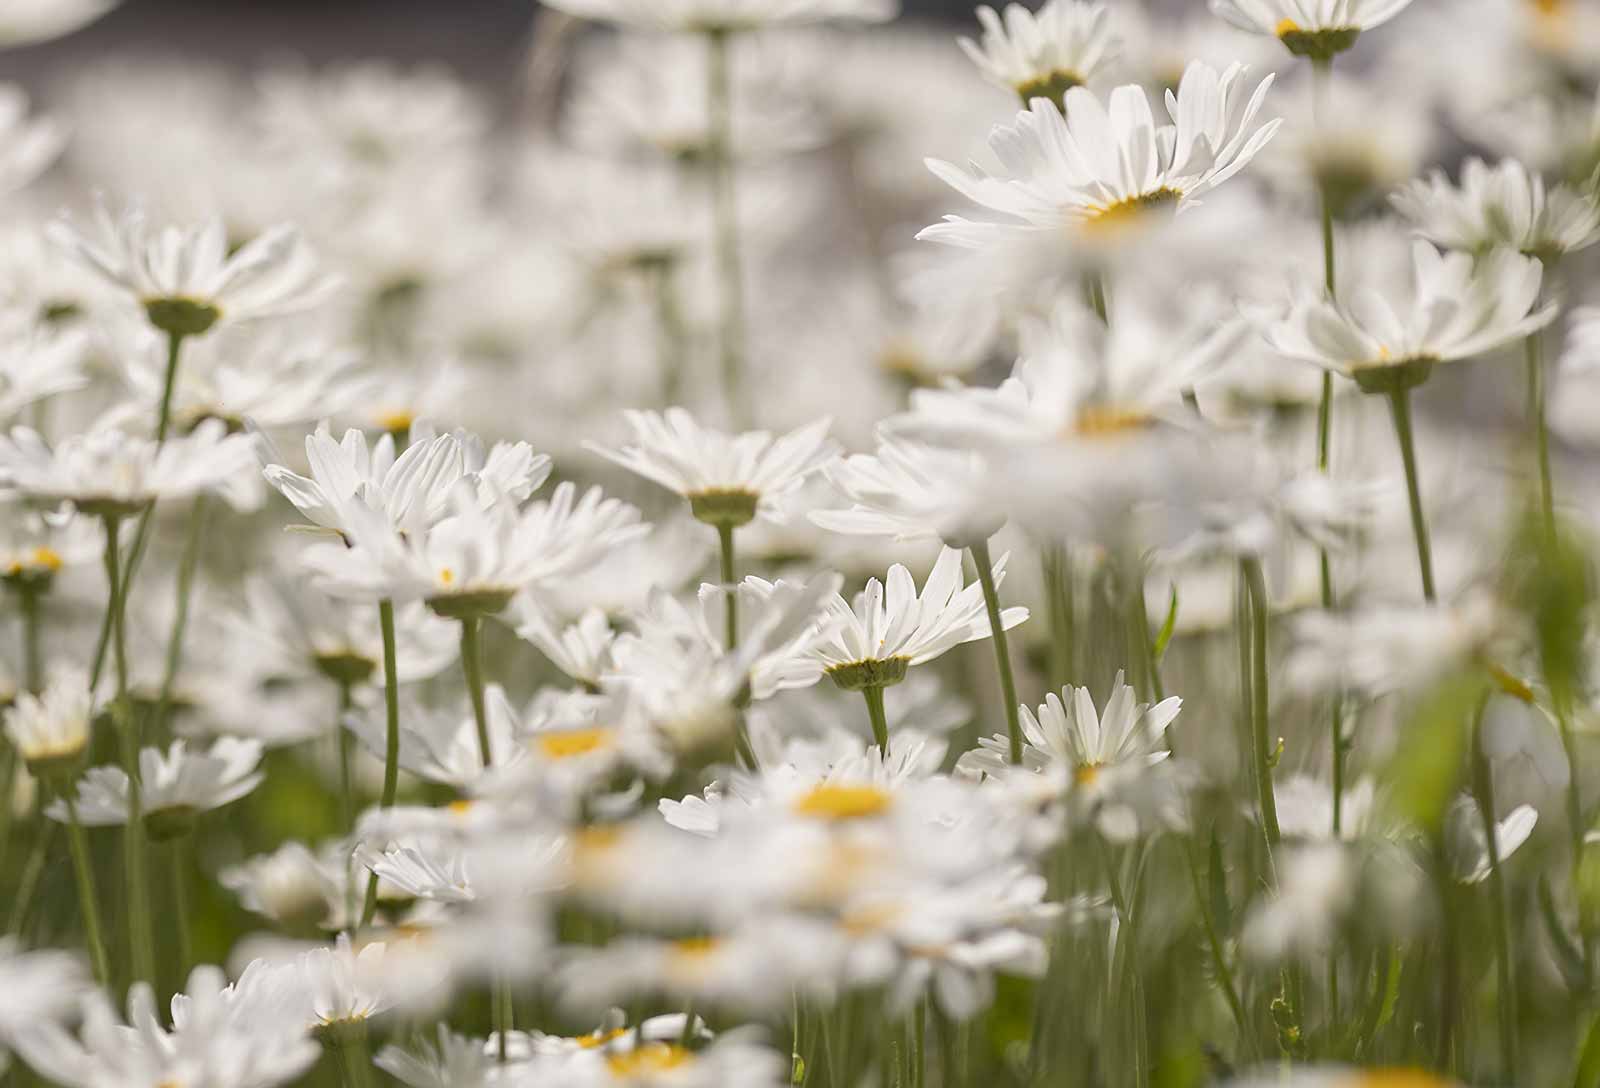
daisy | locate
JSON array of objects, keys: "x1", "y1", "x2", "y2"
[
  {"x1": 1209, "y1": 0, "x2": 1415, "y2": 59},
  {"x1": 1391, "y1": 157, "x2": 1600, "y2": 262},
  {"x1": 812, "y1": 546, "x2": 1027, "y2": 700},
  {"x1": 0, "y1": 0, "x2": 119, "y2": 45},
  {"x1": 0, "y1": 86, "x2": 64, "y2": 196},
  {"x1": 345, "y1": 684, "x2": 522, "y2": 790},
  {"x1": 587, "y1": 409, "x2": 837, "y2": 530},
  {"x1": 0, "y1": 939, "x2": 91, "y2": 1074},
  {"x1": 49, "y1": 202, "x2": 338, "y2": 338},
  {"x1": 0, "y1": 323, "x2": 90, "y2": 422},
  {"x1": 1264, "y1": 240, "x2": 1557, "y2": 395},
  {"x1": 811, "y1": 434, "x2": 1003, "y2": 548},
  {"x1": 1446, "y1": 795, "x2": 1539, "y2": 884},
  {"x1": 539, "y1": 0, "x2": 896, "y2": 32},
  {"x1": 13, "y1": 964, "x2": 319, "y2": 1088},
  {"x1": 306, "y1": 483, "x2": 645, "y2": 616},
  {"x1": 47, "y1": 737, "x2": 265, "y2": 839},
  {"x1": 959, "y1": 1, "x2": 1119, "y2": 106},
  {"x1": 529, "y1": 1030, "x2": 790, "y2": 1088},
  {"x1": 921, "y1": 61, "x2": 1280, "y2": 248},
  {"x1": 0, "y1": 420, "x2": 261, "y2": 519},
  {"x1": 513, "y1": 601, "x2": 617, "y2": 690},
  {"x1": 219, "y1": 840, "x2": 350, "y2": 932},
  {"x1": 3, "y1": 665, "x2": 92, "y2": 773}
]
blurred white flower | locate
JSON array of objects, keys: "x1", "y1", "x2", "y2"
[
  {"x1": 0, "y1": 86, "x2": 64, "y2": 195},
  {"x1": 1209, "y1": 0, "x2": 1414, "y2": 58},
  {"x1": 1446, "y1": 795, "x2": 1539, "y2": 884},
  {"x1": 3, "y1": 664, "x2": 92, "y2": 765},
  {"x1": 959, "y1": 1, "x2": 1119, "y2": 103},
  {"x1": 47, "y1": 737, "x2": 264, "y2": 834},
  {"x1": 1392, "y1": 157, "x2": 1600, "y2": 260},
  {"x1": 541, "y1": 0, "x2": 895, "y2": 31}
]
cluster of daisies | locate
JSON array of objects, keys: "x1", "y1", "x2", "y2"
[{"x1": 1, "y1": 0, "x2": 1600, "y2": 1084}]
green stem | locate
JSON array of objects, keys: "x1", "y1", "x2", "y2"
[
  {"x1": 717, "y1": 523, "x2": 737, "y2": 648},
  {"x1": 1472, "y1": 699, "x2": 1519, "y2": 1080},
  {"x1": 170, "y1": 834, "x2": 192, "y2": 986},
  {"x1": 495, "y1": 978, "x2": 514, "y2": 1062},
  {"x1": 103, "y1": 515, "x2": 154, "y2": 987},
  {"x1": 1387, "y1": 387, "x2": 1436, "y2": 603},
  {"x1": 155, "y1": 331, "x2": 184, "y2": 444},
  {"x1": 1241, "y1": 558, "x2": 1281, "y2": 854},
  {"x1": 1527, "y1": 329, "x2": 1555, "y2": 537},
  {"x1": 649, "y1": 258, "x2": 687, "y2": 405},
  {"x1": 153, "y1": 496, "x2": 208, "y2": 742},
  {"x1": 705, "y1": 27, "x2": 748, "y2": 424},
  {"x1": 5, "y1": 813, "x2": 53, "y2": 935},
  {"x1": 460, "y1": 617, "x2": 493, "y2": 768},
  {"x1": 359, "y1": 600, "x2": 402, "y2": 929},
  {"x1": 62, "y1": 794, "x2": 112, "y2": 985},
  {"x1": 1041, "y1": 544, "x2": 1074, "y2": 690},
  {"x1": 1180, "y1": 837, "x2": 1249, "y2": 1039},
  {"x1": 862, "y1": 684, "x2": 890, "y2": 756},
  {"x1": 333, "y1": 1030, "x2": 375, "y2": 1088},
  {"x1": 969, "y1": 538, "x2": 1022, "y2": 765},
  {"x1": 18, "y1": 582, "x2": 42, "y2": 695},
  {"x1": 1086, "y1": 273, "x2": 1108, "y2": 325}
]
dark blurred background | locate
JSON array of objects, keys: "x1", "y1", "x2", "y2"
[{"x1": 0, "y1": 0, "x2": 971, "y2": 86}]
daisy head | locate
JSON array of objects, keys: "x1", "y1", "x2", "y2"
[
  {"x1": 1391, "y1": 157, "x2": 1600, "y2": 262},
  {"x1": 959, "y1": 1, "x2": 1120, "y2": 107},
  {"x1": 1209, "y1": 0, "x2": 1416, "y2": 60},
  {"x1": 587, "y1": 409, "x2": 837, "y2": 530}
]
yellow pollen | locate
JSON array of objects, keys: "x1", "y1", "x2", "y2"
[
  {"x1": 574, "y1": 824, "x2": 623, "y2": 855},
  {"x1": 1274, "y1": 17, "x2": 1300, "y2": 35},
  {"x1": 577, "y1": 1027, "x2": 628, "y2": 1049},
  {"x1": 1487, "y1": 662, "x2": 1535, "y2": 704},
  {"x1": 1074, "y1": 763, "x2": 1103, "y2": 787},
  {"x1": 30, "y1": 547, "x2": 62, "y2": 572},
  {"x1": 1083, "y1": 187, "x2": 1182, "y2": 231},
  {"x1": 1352, "y1": 1072, "x2": 1455, "y2": 1088},
  {"x1": 840, "y1": 901, "x2": 903, "y2": 936},
  {"x1": 377, "y1": 409, "x2": 416, "y2": 433},
  {"x1": 438, "y1": 567, "x2": 455, "y2": 586},
  {"x1": 671, "y1": 935, "x2": 721, "y2": 958},
  {"x1": 535, "y1": 727, "x2": 614, "y2": 760},
  {"x1": 448, "y1": 799, "x2": 475, "y2": 815},
  {"x1": 1073, "y1": 405, "x2": 1152, "y2": 437},
  {"x1": 605, "y1": 1043, "x2": 693, "y2": 1076},
  {"x1": 793, "y1": 783, "x2": 893, "y2": 821}
]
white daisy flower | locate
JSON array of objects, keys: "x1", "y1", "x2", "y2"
[
  {"x1": 346, "y1": 684, "x2": 522, "y2": 790},
  {"x1": 959, "y1": 1, "x2": 1119, "y2": 105},
  {"x1": 0, "y1": 86, "x2": 64, "y2": 196},
  {"x1": 0, "y1": 420, "x2": 261, "y2": 518},
  {"x1": 219, "y1": 840, "x2": 350, "y2": 931},
  {"x1": 1391, "y1": 157, "x2": 1600, "y2": 261},
  {"x1": 46, "y1": 737, "x2": 265, "y2": 838},
  {"x1": 528, "y1": 1030, "x2": 790, "y2": 1088},
  {"x1": 1272, "y1": 774, "x2": 1380, "y2": 841},
  {"x1": 1285, "y1": 593, "x2": 1502, "y2": 697},
  {"x1": 513, "y1": 601, "x2": 617, "y2": 690},
  {"x1": 811, "y1": 435, "x2": 1003, "y2": 548},
  {"x1": 375, "y1": 1025, "x2": 502, "y2": 1088},
  {"x1": 49, "y1": 201, "x2": 338, "y2": 338},
  {"x1": 1264, "y1": 240, "x2": 1557, "y2": 394},
  {"x1": 0, "y1": 939, "x2": 92, "y2": 1070},
  {"x1": 1209, "y1": 0, "x2": 1415, "y2": 59},
  {"x1": 1447, "y1": 795, "x2": 1539, "y2": 884},
  {"x1": 0, "y1": 323, "x2": 90, "y2": 422},
  {"x1": 540, "y1": 0, "x2": 895, "y2": 31},
  {"x1": 812, "y1": 546, "x2": 1028, "y2": 690},
  {"x1": 306, "y1": 483, "x2": 645, "y2": 615},
  {"x1": 921, "y1": 61, "x2": 1280, "y2": 248},
  {"x1": 587, "y1": 409, "x2": 838, "y2": 529},
  {"x1": 357, "y1": 842, "x2": 477, "y2": 904},
  {"x1": 3, "y1": 664, "x2": 92, "y2": 768},
  {"x1": 14, "y1": 964, "x2": 319, "y2": 1088},
  {"x1": 0, "y1": 0, "x2": 118, "y2": 45}
]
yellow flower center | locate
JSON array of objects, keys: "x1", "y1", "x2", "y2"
[
  {"x1": 1073, "y1": 405, "x2": 1152, "y2": 438},
  {"x1": 30, "y1": 547, "x2": 62, "y2": 572},
  {"x1": 438, "y1": 567, "x2": 456, "y2": 586},
  {"x1": 535, "y1": 727, "x2": 615, "y2": 760},
  {"x1": 1352, "y1": 1071, "x2": 1455, "y2": 1088},
  {"x1": 1082, "y1": 187, "x2": 1182, "y2": 231},
  {"x1": 574, "y1": 824, "x2": 623, "y2": 856},
  {"x1": 605, "y1": 1043, "x2": 694, "y2": 1076},
  {"x1": 1074, "y1": 763, "x2": 1103, "y2": 787},
  {"x1": 448, "y1": 799, "x2": 475, "y2": 815},
  {"x1": 792, "y1": 783, "x2": 893, "y2": 821},
  {"x1": 1274, "y1": 17, "x2": 1300, "y2": 36},
  {"x1": 377, "y1": 409, "x2": 416, "y2": 433},
  {"x1": 577, "y1": 1027, "x2": 628, "y2": 1049}
]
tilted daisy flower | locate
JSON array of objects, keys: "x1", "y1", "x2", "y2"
[
  {"x1": 0, "y1": 323, "x2": 89, "y2": 421},
  {"x1": 3, "y1": 664, "x2": 92, "y2": 773},
  {"x1": 587, "y1": 409, "x2": 838, "y2": 531},
  {"x1": 47, "y1": 737, "x2": 265, "y2": 839},
  {"x1": 1446, "y1": 795, "x2": 1539, "y2": 884},
  {"x1": 346, "y1": 684, "x2": 522, "y2": 790},
  {"x1": 49, "y1": 201, "x2": 338, "y2": 338},
  {"x1": 1209, "y1": 0, "x2": 1415, "y2": 60},
  {"x1": 811, "y1": 434, "x2": 1004, "y2": 548},
  {"x1": 306, "y1": 483, "x2": 646, "y2": 617},
  {"x1": 14, "y1": 964, "x2": 319, "y2": 1088},
  {"x1": 0, "y1": 419, "x2": 261, "y2": 518},
  {"x1": 540, "y1": 0, "x2": 896, "y2": 32},
  {"x1": 812, "y1": 546, "x2": 1028, "y2": 693},
  {"x1": 960, "y1": 673, "x2": 1181, "y2": 795},
  {"x1": 921, "y1": 61, "x2": 1280, "y2": 249},
  {"x1": 1264, "y1": 240, "x2": 1557, "y2": 395},
  {"x1": 513, "y1": 600, "x2": 617, "y2": 690},
  {"x1": 525, "y1": 1029, "x2": 790, "y2": 1088},
  {"x1": 1391, "y1": 157, "x2": 1600, "y2": 262},
  {"x1": 219, "y1": 840, "x2": 351, "y2": 931},
  {"x1": 0, "y1": 86, "x2": 64, "y2": 196},
  {"x1": 0, "y1": 939, "x2": 92, "y2": 1072},
  {"x1": 960, "y1": 1, "x2": 1119, "y2": 107},
  {"x1": 0, "y1": 0, "x2": 119, "y2": 45},
  {"x1": 1273, "y1": 774, "x2": 1380, "y2": 841}
]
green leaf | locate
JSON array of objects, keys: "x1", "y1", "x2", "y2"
[
  {"x1": 1540, "y1": 875, "x2": 1589, "y2": 994},
  {"x1": 1207, "y1": 827, "x2": 1232, "y2": 938},
  {"x1": 1381, "y1": 673, "x2": 1486, "y2": 837},
  {"x1": 1152, "y1": 584, "x2": 1180, "y2": 661}
]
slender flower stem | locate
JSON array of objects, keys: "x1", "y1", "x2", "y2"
[
  {"x1": 1471, "y1": 698, "x2": 1519, "y2": 1080},
  {"x1": 649, "y1": 257, "x2": 687, "y2": 405},
  {"x1": 461, "y1": 617, "x2": 493, "y2": 767},
  {"x1": 1086, "y1": 273, "x2": 1109, "y2": 325},
  {"x1": 170, "y1": 834, "x2": 193, "y2": 985},
  {"x1": 18, "y1": 582, "x2": 43, "y2": 694},
  {"x1": 103, "y1": 514, "x2": 155, "y2": 987},
  {"x1": 359, "y1": 600, "x2": 402, "y2": 929},
  {"x1": 332, "y1": 1029, "x2": 375, "y2": 1088},
  {"x1": 495, "y1": 980, "x2": 514, "y2": 1062},
  {"x1": 1527, "y1": 329, "x2": 1555, "y2": 537},
  {"x1": 1387, "y1": 387, "x2": 1436, "y2": 603},
  {"x1": 705, "y1": 27, "x2": 748, "y2": 424},
  {"x1": 61, "y1": 793, "x2": 112, "y2": 985},
  {"x1": 1041, "y1": 544, "x2": 1073, "y2": 690},
  {"x1": 5, "y1": 813, "x2": 54, "y2": 935},
  {"x1": 862, "y1": 684, "x2": 890, "y2": 756},
  {"x1": 969, "y1": 538, "x2": 1022, "y2": 765},
  {"x1": 335, "y1": 680, "x2": 356, "y2": 833},
  {"x1": 154, "y1": 330, "x2": 185, "y2": 444},
  {"x1": 1240, "y1": 557, "x2": 1281, "y2": 853},
  {"x1": 153, "y1": 495, "x2": 208, "y2": 742},
  {"x1": 717, "y1": 523, "x2": 737, "y2": 648}
]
